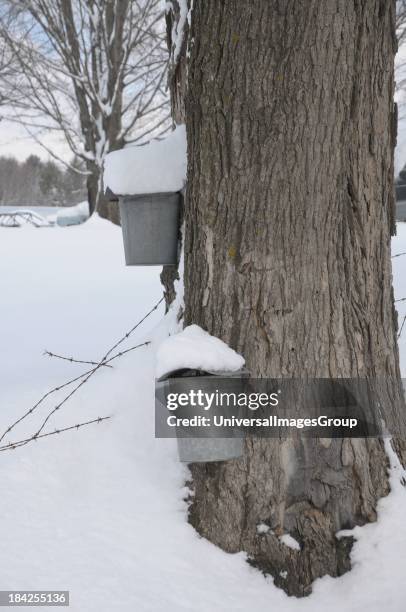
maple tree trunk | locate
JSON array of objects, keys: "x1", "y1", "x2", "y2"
[
  {"x1": 167, "y1": 0, "x2": 406, "y2": 596},
  {"x1": 88, "y1": 166, "x2": 120, "y2": 226}
]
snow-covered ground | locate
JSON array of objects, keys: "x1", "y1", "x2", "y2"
[
  {"x1": 393, "y1": 224, "x2": 406, "y2": 374},
  {"x1": 0, "y1": 217, "x2": 406, "y2": 612}
]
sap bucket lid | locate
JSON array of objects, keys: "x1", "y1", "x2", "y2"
[{"x1": 156, "y1": 367, "x2": 250, "y2": 383}]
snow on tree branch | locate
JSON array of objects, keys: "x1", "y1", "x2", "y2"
[{"x1": 0, "y1": 0, "x2": 170, "y2": 211}]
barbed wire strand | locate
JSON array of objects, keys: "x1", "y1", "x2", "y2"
[
  {"x1": 0, "y1": 416, "x2": 111, "y2": 453},
  {"x1": 44, "y1": 351, "x2": 113, "y2": 368},
  {"x1": 32, "y1": 295, "x2": 164, "y2": 440},
  {"x1": 0, "y1": 296, "x2": 163, "y2": 446},
  {"x1": 32, "y1": 344, "x2": 153, "y2": 444},
  {"x1": 392, "y1": 252, "x2": 406, "y2": 258},
  {"x1": 0, "y1": 340, "x2": 151, "y2": 445},
  {"x1": 45, "y1": 341, "x2": 151, "y2": 368}
]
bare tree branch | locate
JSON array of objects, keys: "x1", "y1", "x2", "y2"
[
  {"x1": 397, "y1": 0, "x2": 406, "y2": 46},
  {"x1": 0, "y1": 0, "x2": 170, "y2": 211}
]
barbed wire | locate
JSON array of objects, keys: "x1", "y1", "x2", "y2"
[
  {"x1": 46, "y1": 342, "x2": 151, "y2": 369},
  {"x1": 399, "y1": 314, "x2": 406, "y2": 340},
  {"x1": 44, "y1": 351, "x2": 113, "y2": 368},
  {"x1": 388, "y1": 251, "x2": 405, "y2": 329},
  {"x1": 0, "y1": 296, "x2": 164, "y2": 452},
  {"x1": 392, "y1": 249, "x2": 406, "y2": 317},
  {"x1": 0, "y1": 416, "x2": 111, "y2": 452},
  {"x1": 392, "y1": 235, "x2": 406, "y2": 338},
  {"x1": 32, "y1": 342, "x2": 153, "y2": 445},
  {"x1": 0, "y1": 340, "x2": 151, "y2": 446}
]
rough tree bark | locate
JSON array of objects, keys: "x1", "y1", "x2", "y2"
[
  {"x1": 89, "y1": 166, "x2": 121, "y2": 226},
  {"x1": 168, "y1": 0, "x2": 406, "y2": 597},
  {"x1": 160, "y1": 0, "x2": 189, "y2": 306}
]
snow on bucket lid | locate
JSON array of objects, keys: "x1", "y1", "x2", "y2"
[
  {"x1": 155, "y1": 324, "x2": 245, "y2": 380},
  {"x1": 104, "y1": 125, "x2": 187, "y2": 197}
]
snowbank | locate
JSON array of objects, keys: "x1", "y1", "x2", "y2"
[
  {"x1": 155, "y1": 324, "x2": 245, "y2": 379},
  {"x1": 104, "y1": 125, "x2": 187, "y2": 196},
  {"x1": 56, "y1": 200, "x2": 89, "y2": 226}
]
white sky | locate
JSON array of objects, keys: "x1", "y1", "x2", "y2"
[{"x1": 0, "y1": 119, "x2": 70, "y2": 164}]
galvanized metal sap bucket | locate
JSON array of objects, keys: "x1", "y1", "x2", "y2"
[
  {"x1": 156, "y1": 368, "x2": 249, "y2": 463},
  {"x1": 177, "y1": 436, "x2": 243, "y2": 463},
  {"x1": 118, "y1": 192, "x2": 180, "y2": 265}
]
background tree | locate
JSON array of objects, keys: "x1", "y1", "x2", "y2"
[
  {"x1": 395, "y1": 1, "x2": 406, "y2": 107},
  {"x1": 0, "y1": 0, "x2": 170, "y2": 222},
  {"x1": 167, "y1": 0, "x2": 406, "y2": 597},
  {"x1": 61, "y1": 156, "x2": 88, "y2": 204},
  {"x1": 397, "y1": 0, "x2": 406, "y2": 46},
  {"x1": 0, "y1": 154, "x2": 86, "y2": 205},
  {"x1": 39, "y1": 160, "x2": 63, "y2": 204},
  {"x1": 0, "y1": 156, "x2": 19, "y2": 203}
]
